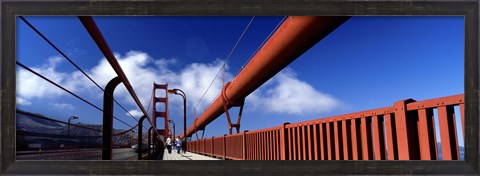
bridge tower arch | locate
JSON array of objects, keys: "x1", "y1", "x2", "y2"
[{"x1": 152, "y1": 83, "x2": 169, "y2": 143}]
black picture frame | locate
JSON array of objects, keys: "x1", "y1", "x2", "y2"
[{"x1": 1, "y1": 0, "x2": 478, "y2": 175}]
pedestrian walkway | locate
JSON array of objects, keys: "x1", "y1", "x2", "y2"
[{"x1": 162, "y1": 149, "x2": 220, "y2": 160}]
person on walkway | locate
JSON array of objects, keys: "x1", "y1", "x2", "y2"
[
  {"x1": 166, "y1": 136, "x2": 172, "y2": 154},
  {"x1": 175, "y1": 137, "x2": 181, "y2": 154}
]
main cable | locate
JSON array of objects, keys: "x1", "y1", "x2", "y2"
[
  {"x1": 234, "y1": 16, "x2": 287, "y2": 76},
  {"x1": 201, "y1": 16, "x2": 287, "y2": 114},
  {"x1": 193, "y1": 16, "x2": 255, "y2": 112}
]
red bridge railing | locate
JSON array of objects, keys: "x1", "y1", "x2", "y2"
[{"x1": 187, "y1": 94, "x2": 464, "y2": 160}]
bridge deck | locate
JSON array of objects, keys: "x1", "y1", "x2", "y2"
[{"x1": 162, "y1": 149, "x2": 220, "y2": 160}]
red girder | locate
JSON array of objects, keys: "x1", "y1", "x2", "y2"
[{"x1": 184, "y1": 16, "x2": 351, "y2": 137}]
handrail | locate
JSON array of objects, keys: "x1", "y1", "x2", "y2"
[{"x1": 188, "y1": 94, "x2": 464, "y2": 161}]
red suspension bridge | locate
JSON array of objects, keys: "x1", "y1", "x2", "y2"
[{"x1": 15, "y1": 16, "x2": 464, "y2": 162}]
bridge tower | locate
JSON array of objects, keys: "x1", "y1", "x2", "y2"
[{"x1": 152, "y1": 83, "x2": 169, "y2": 143}]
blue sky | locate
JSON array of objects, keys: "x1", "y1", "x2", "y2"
[{"x1": 16, "y1": 16, "x2": 464, "y2": 145}]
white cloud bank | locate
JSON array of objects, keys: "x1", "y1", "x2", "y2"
[
  {"x1": 248, "y1": 70, "x2": 339, "y2": 115},
  {"x1": 16, "y1": 56, "x2": 68, "y2": 99},
  {"x1": 16, "y1": 51, "x2": 339, "y2": 116},
  {"x1": 127, "y1": 109, "x2": 144, "y2": 118},
  {"x1": 16, "y1": 97, "x2": 32, "y2": 106},
  {"x1": 53, "y1": 103, "x2": 74, "y2": 110}
]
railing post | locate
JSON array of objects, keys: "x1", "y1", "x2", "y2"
[
  {"x1": 211, "y1": 137, "x2": 215, "y2": 157},
  {"x1": 393, "y1": 99, "x2": 416, "y2": 160},
  {"x1": 137, "y1": 115, "x2": 147, "y2": 160},
  {"x1": 223, "y1": 134, "x2": 227, "y2": 160},
  {"x1": 148, "y1": 127, "x2": 153, "y2": 155},
  {"x1": 280, "y1": 122, "x2": 290, "y2": 160},
  {"x1": 243, "y1": 130, "x2": 248, "y2": 160},
  {"x1": 102, "y1": 76, "x2": 122, "y2": 160}
]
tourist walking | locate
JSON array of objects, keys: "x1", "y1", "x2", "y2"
[
  {"x1": 166, "y1": 136, "x2": 172, "y2": 154},
  {"x1": 175, "y1": 137, "x2": 181, "y2": 154}
]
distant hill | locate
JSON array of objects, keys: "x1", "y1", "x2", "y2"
[
  {"x1": 16, "y1": 109, "x2": 125, "y2": 136},
  {"x1": 16, "y1": 109, "x2": 64, "y2": 134}
]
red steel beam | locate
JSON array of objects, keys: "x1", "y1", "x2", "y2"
[
  {"x1": 320, "y1": 123, "x2": 325, "y2": 160},
  {"x1": 79, "y1": 16, "x2": 150, "y2": 120},
  {"x1": 262, "y1": 132, "x2": 266, "y2": 160},
  {"x1": 342, "y1": 120, "x2": 349, "y2": 160},
  {"x1": 360, "y1": 118, "x2": 369, "y2": 160},
  {"x1": 417, "y1": 108, "x2": 436, "y2": 160},
  {"x1": 313, "y1": 124, "x2": 319, "y2": 160},
  {"x1": 438, "y1": 106, "x2": 460, "y2": 160},
  {"x1": 393, "y1": 100, "x2": 411, "y2": 160},
  {"x1": 280, "y1": 123, "x2": 287, "y2": 160},
  {"x1": 184, "y1": 16, "x2": 350, "y2": 137},
  {"x1": 78, "y1": 17, "x2": 162, "y2": 143},
  {"x1": 350, "y1": 119, "x2": 358, "y2": 160},
  {"x1": 384, "y1": 113, "x2": 396, "y2": 160},
  {"x1": 288, "y1": 128, "x2": 292, "y2": 160},
  {"x1": 307, "y1": 125, "x2": 312, "y2": 160},
  {"x1": 302, "y1": 126, "x2": 307, "y2": 160},
  {"x1": 326, "y1": 123, "x2": 332, "y2": 160},
  {"x1": 270, "y1": 131, "x2": 274, "y2": 160},
  {"x1": 293, "y1": 127, "x2": 298, "y2": 160},
  {"x1": 406, "y1": 94, "x2": 463, "y2": 111}
]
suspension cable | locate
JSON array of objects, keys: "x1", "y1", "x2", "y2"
[
  {"x1": 133, "y1": 89, "x2": 154, "y2": 133},
  {"x1": 202, "y1": 16, "x2": 287, "y2": 113},
  {"x1": 145, "y1": 89, "x2": 154, "y2": 113},
  {"x1": 113, "y1": 123, "x2": 138, "y2": 136},
  {"x1": 191, "y1": 16, "x2": 287, "y2": 128},
  {"x1": 234, "y1": 16, "x2": 287, "y2": 76},
  {"x1": 19, "y1": 16, "x2": 139, "y2": 123},
  {"x1": 16, "y1": 61, "x2": 133, "y2": 129},
  {"x1": 193, "y1": 16, "x2": 255, "y2": 112}
]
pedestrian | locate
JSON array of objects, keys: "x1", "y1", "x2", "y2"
[
  {"x1": 175, "y1": 137, "x2": 181, "y2": 154},
  {"x1": 166, "y1": 136, "x2": 172, "y2": 154}
]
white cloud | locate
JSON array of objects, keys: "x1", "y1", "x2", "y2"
[
  {"x1": 154, "y1": 58, "x2": 178, "y2": 69},
  {"x1": 248, "y1": 69, "x2": 339, "y2": 115},
  {"x1": 16, "y1": 56, "x2": 68, "y2": 99},
  {"x1": 86, "y1": 51, "x2": 232, "y2": 113},
  {"x1": 178, "y1": 60, "x2": 233, "y2": 111},
  {"x1": 127, "y1": 109, "x2": 144, "y2": 118},
  {"x1": 16, "y1": 51, "x2": 339, "y2": 117},
  {"x1": 16, "y1": 97, "x2": 32, "y2": 105},
  {"x1": 53, "y1": 103, "x2": 74, "y2": 110}
]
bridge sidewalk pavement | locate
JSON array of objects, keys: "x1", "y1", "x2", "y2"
[{"x1": 162, "y1": 149, "x2": 220, "y2": 160}]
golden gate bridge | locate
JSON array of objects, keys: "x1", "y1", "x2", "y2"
[{"x1": 15, "y1": 16, "x2": 464, "y2": 162}]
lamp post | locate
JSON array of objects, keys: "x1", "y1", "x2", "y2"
[
  {"x1": 167, "y1": 88, "x2": 187, "y2": 139},
  {"x1": 68, "y1": 116, "x2": 79, "y2": 136},
  {"x1": 168, "y1": 120, "x2": 175, "y2": 142}
]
